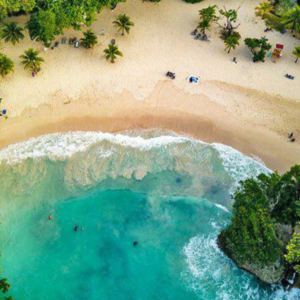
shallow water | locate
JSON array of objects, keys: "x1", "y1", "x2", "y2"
[{"x1": 0, "y1": 131, "x2": 299, "y2": 300}]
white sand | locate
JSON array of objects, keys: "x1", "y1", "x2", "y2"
[{"x1": 0, "y1": 0, "x2": 300, "y2": 172}]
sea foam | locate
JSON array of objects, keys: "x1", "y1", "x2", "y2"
[{"x1": 0, "y1": 131, "x2": 270, "y2": 193}]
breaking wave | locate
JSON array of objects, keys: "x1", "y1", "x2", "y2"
[{"x1": 0, "y1": 130, "x2": 269, "y2": 208}]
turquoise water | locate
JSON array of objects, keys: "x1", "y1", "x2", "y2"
[{"x1": 0, "y1": 131, "x2": 299, "y2": 300}]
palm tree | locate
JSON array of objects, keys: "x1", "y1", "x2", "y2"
[
  {"x1": 81, "y1": 30, "x2": 98, "y2": 49},
  {"x1": 255, "y1": 2, "x2": 274, "y2": 19},
  {"x1": 293, "y1": 46, "x2": 300, "y2": 63},
  {"x1": 104, "y1": 43, "x2": 123, "y2": 63},
  {"x1": 0, "y1": 54, "x2": 14, "y2": 78},
  {"x1": 224, "y1": 32, "x2": 241, "y2": 53},
  {"x1": 20, "y1": 48, "x2": 45, "y2": 73},
  {"x1": 113, "y1": 14, "x2": 134, "y2": 36},
  {"x1": 199, "y1": 5, "x2": 219, "y2": 22},
  {"x1": 197, "y1": 19, "x2": 211, "y2": 34},
  {"x1": 2, "y1": 21, "x2": 25, "y2": 45},
  {"x1": 282, "y1": 5, "x2": 300, "y2": 34}
]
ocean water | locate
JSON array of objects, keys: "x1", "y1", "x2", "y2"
[{"x1": 0, "y1": 130, "x2": 299, "y2": 300}]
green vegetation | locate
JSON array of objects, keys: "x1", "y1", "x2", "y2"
[
  {"x1": 199, "y1": 5, "x2": 218, "y2": 22},
  {"x1": 0, "y1": 0, "x2": 126, "y2": 46},
  {"x1": 0, "y1": 0, "x2": 36, "y2": 19},
  {"x1": 113, "y1": 14, "x2": 134, "y2": 36},
  {"x1": 1, "y1": 22, "x2": 24, "y2": 45},
  {"x1": 218, "y1": 7, "x2": 241, "y2": 53},
  {"x1": 244, "y1": 37, "x2": 272, "y2": 62},
  {"x1": 256, "y1": 1, "x2": 300, "y2": 35},
  {"x1": 0, "y1": 231, "x2": 15, "y2": 299},
  {"x1": 0, "y1": 270, "x2": 15, "y2": 300},
  {"x1": 219, "y1": 165, "x2": 300, "y2": 281},
  {"x1": 81, "y1": 30, "x2": 98, "y2": 49},
  {"x1": 222, "y1": 31, "x2": 241, "y2": 53},
  {"x1": 282, "y1": 5, "x2": 300, "y2": 33},
  {"x1": 0, "y1": 54, "x2": 14, "y2": 78},
  {"x1": 183, "y1": 0, "x2": 205, "y2": 4},
  {"x1": 198, "y1": 6, "x2": 218, "y2": 34},
  {"x1": 293, "y1": 46, "x2": 300, "y2": 63},
  {"x1": 255, "y1": 2, "x2": 274, "y2": 19},
  {"x1": 264, "y1": 12, "x2": 286, "y2": 33},
  {"x1": 218, "y1": 7, "x2": 240, "y2": 36},
  {"x1": 20, "y1": 48, "x2": 44, "y2": 74},
  {"x1": 197, "y1": 19, "x2": 211, "y2": 34},
  {"x1": 104, "y1": 43, "x2": 123, "y2": 63},
  {"x1": 196, "y1": 5, "x2": 241, "y2": 53},
  {"x1": 26, "y1": 10, "x2": 60, "y2": 47},
  {"x1": 286, "y1": 233, "x2": 300, "y2": 274},
  {"x1": 0, "y1": 278, "x2": 10, "y2": 294}
]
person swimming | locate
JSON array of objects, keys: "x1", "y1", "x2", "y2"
[
  {"x1": 74, "y1": 225, "x2": 78, "y2": 232},
  {"x1": 48, "y1": 215, "x2": 53, "y2": 220},
  {"x1": 133, "y1": 241, "x2": 139, "y2": 247}
]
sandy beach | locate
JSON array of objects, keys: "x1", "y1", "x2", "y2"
[{"x1": 0, "y1": 0, "x2": 300, "y2": 172}]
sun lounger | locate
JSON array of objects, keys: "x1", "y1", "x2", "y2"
[
  {"x1": 75, "y1": 41, "x2": 79, "y2": 48},
  {"x1": 201, "y1": 34, "x2": 207, "y2": 41},
  {"x1": 111, "y1": 39, "x2": 116, "y2": 45},
  {"x1": 62, "y1": 37, "x2": 67, "y2": 44},
  {"x1": 188, "y1": 76, "x2": 200, "y2": 85},
  {"x1": 285, "y1": 74, "x2": 295, "y2": 80},
  {"x1": 166, "y1": 72, "x2": 176, "y2": 80},
  {"x1": 191, "y1": 29, "x2": 197, "y2": 36}
]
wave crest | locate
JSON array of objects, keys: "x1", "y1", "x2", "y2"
[{"x1": 0, "y1": 131, "x2": 269, "y2": 206}]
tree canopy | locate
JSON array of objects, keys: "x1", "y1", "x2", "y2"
[
  {"x1": 81, "y1": 30, "x2": 98, "y2": 48},
  {"x1": 20, "y1": 48, "x2": 44, "y2": 73},
  {"x1": 104, "y1": 43, "x2": 123, "y2": 63},
  {"x1": 0, "y1": 0, "x2": 36, "y2": 19},
  {"x1": 0, "y1": 54, "x2": 14, "y2": 78},
  {"x1": 244, "y1": 37, "x2": 272, "y2": 62},
  {"x1": 255, "y1": 2, "x2": 274, "y2": 19},
  {"x1": 1, "y1": 22, "x2": 25, "y2": 45},
  {"x1": 293, "y1": 46, "x2": 300, "y2": 63},
  {"x1": 113, "y1": 14, "x2": 134, "y2": 36},
  {"x1": 0, "y1": 0, "x2": 126, "y2": 46},
  {"x1": 282, "y1": 5, "x2": 300, "y2": 34},
  {"x1": 220, "y1": 165, "x2": 300, "y2": 275}
]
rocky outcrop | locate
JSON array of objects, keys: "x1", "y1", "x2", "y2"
[{"x1": 218, "y1": 224, "x2": 293, "y2": 284}]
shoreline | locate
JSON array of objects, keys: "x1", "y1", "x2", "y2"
[
  {"x1": 1, "y1": 81, "x2": 299, "y2": 173},
  {"x1": 1, "y1": 0, "x2": 300, "y2": 174}
]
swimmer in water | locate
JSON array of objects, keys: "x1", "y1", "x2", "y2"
[
  {"x1": 133, "y1": 241, "x2": 139, "y2": 247},
  {"x1": 74, "y1": 225, "x2": 78, "y2": 232},
  {"x1": 48, "y1": 215, "x2": 53, "y2": 220}
]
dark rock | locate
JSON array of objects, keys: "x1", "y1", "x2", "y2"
[{"x1": 293, "y1": 273, "x2": 300, "y2": 290}]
